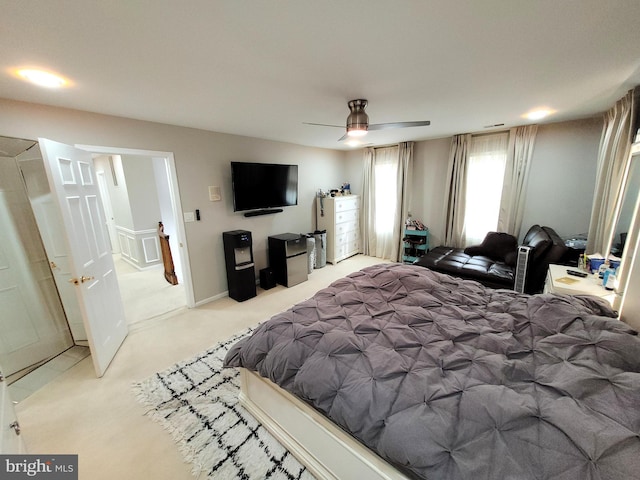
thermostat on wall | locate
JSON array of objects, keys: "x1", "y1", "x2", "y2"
[{"x1": 209, "y1": 186, "x2": 221, "y2": 202}]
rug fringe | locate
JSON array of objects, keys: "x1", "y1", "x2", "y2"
[{"x1": 131, "y1": 326, "x2": 285, "y2": 479}]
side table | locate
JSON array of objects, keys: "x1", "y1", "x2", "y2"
[{"x1": 544, "y1": 264, "x2": 616, "y2": 306}]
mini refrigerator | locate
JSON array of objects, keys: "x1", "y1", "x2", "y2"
[
  {"x1": 268, "y1": 233, "x2": 308, "y2": 287},
  {"x1": 223, "y1": 230, "x2": 257, "y2": 301}
]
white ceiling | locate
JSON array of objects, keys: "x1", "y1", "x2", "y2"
[{"x1": 1, "y1": 1, "x2": 639, "y2": 150}]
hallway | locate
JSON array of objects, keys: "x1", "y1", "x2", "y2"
[{"x1": 113, "y1": 254, "x2": 186, "y2": 325}]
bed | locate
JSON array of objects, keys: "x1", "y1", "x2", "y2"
[{"x1": 224, "y1": 263, "x2": 640, "y2": 480}]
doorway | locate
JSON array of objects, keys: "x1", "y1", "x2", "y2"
[
  {"x1": 88, "y1": 150, "x2": 192, "y2": 324},
  {"x1": 78, "y1": 144, "x2": 194, "y2": 312},
  {"x1": 0, "y1": 136, "x2": 193, "y2": 398}
]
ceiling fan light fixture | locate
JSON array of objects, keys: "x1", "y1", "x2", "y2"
[
  {"x1": 346, "y1": 99, "x2": 369, "y2": 137},
  {"x1": 347, "y1": 127, "x2": 367, "y2": 137},
  {"x1": 305, "y1": 98, "x2": 431, "y2": 144}
]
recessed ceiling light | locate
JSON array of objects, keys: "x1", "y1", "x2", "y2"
[
  {"x1": 524, "y1": 108, "x2": 554, "y2": 121},
  {"x1": 16, "y1": 69, "x2": 68, "y2": 88}
]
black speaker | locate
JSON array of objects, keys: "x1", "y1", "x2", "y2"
[{"x1": 260, "y1": 268, "x2": 276, "y2": 290}]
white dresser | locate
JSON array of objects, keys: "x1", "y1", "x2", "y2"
[{"x1": 316, "y1": 195, "x2": 360, "y2": 264}]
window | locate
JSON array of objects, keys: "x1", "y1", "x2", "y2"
[
  {"x1": 374, "y1": 146, "x2": 399, "y2": 236},
  {"x1": 464, "y1": 133, "x2": 508, "y2": 246}
]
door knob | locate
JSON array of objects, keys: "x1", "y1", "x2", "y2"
[
  {"x1": 9, "y1": 421, "x2": 21, "y2": 435},
  {"x1": 69, "y1": 276, "x2": 95, "y2": 285}
]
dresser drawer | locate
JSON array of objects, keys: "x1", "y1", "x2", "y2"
[
  {"x1": 335, "y1": 209, "x2": 358, "y2": 225},
  {"x1": 335, "y1": 196, "x2": 359, "y2": 212},
  {"x1": 336, "y1": 239, "x2": 360, "y2": 259},
  {"x1": 335, "y1": 228, "x2": 359, "y2": 247},
  {"x1": 335, "y1": 218, "x2": 358, "y2": 236}
]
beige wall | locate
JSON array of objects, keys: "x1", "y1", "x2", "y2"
[
  {"x1": 521, "y1": 117, "x2": 602, "y2": 239},
  {"x1": 120, "y1": 154, "x2": 162, "y2": 232},
  {"x1": 414, "y1": 118, "x2": 603, "y2": 246},
  {"x1": 94, "y1": 155, "x2": 135, "y2": 231},
  {"x1": 0, "y1": 97, "x2": 604, "y2": 304},
  {"x1": 0, "y1": 98, "x2": 347, "y2": 304},
  {"x1": 411, "y1": 137, "x2": 451, "y2": 247},
  {"x1": 346, "y1": 117, "x2": 602, "y2": 249}
]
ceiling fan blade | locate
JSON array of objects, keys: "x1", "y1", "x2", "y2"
[
  {"x1": 338, "y1": 133, "x2": 348, "y2": 142},
  {"x1": 368, "y1": 120, "x2": 431, "y2": 131},
  {"x1": 303, "y1": 122, "x2": 344, "y2": 128}
]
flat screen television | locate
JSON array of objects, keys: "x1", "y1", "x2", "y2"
[{"x1": 231, "y1": 162, "x2": 298, "y2": 212}]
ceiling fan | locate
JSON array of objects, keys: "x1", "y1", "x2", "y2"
[{"x1": 304, "y1": 99, "x2": 431, "y2": 142}]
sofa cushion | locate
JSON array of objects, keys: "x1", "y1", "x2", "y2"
[
  {"x1": 463, "y1": 231, "x2": 518, "y2": 262},
  {"x1": 504, "y1": 250, "x2": 517, "y2": 266},
  {"x1": 414, "y1": 246, "x2": 514, "y2": 289}
]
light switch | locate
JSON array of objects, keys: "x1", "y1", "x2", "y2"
[
  {"x1": 209, "y1": 186, "x2": 221, "y2": 202},
  {"x1": 184, "y1": 211, "x2": 195, "y2": 222}
]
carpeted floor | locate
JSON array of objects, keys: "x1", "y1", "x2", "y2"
[
  {"x1": 16, "y1": 255, "x2": 387, "y2": 479},
  {"x1": 114, "y1": 255, "x2": 186, "y2": 325},
  {"x1": 133, "y1": 328, "x2": 315, "y2": 480}
]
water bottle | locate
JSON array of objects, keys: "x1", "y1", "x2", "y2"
[
  {"x1": 604, "y1": 270, "x2": 617, "y2": 290},
  {"x1": 602, "y1": 266, "x2": 616, "y2": 288}
]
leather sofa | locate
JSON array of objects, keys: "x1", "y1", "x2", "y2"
[{"x1": 414, "y1": 225, "x2": 568, "y2": 294}]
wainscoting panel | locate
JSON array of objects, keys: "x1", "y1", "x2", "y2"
[
  {"x1": 118, "y1": 232, "x2": 130, "y2": 258},
  {"x1": 115, "y1": 226, "x2": 161, "y2": 270},
  {"x1": 142, "y1": 236, "x2": 160, "y2": 263},
  {"x1": 126, "y1": 236, "x2": 137, "y2": 262}
]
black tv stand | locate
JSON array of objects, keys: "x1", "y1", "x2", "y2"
[{"x1": 243, "y1": 208, "x2": 283, "y2": 217}]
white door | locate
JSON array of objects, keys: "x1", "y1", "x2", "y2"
[
  {"x1": 96, "y1": 171, "x2": 120, "y2": 254},
  {"x1": 1, "y1": 367, "x2": 25, "y2": 454},
  {"x1": 0, "y1": 158, "x2": 73, "y2": 375},
  {"x1": 38, "y1": 138, "x2": 128, "y2": 377},
  {"x1": 17, "y1": 153, "x2": 87, "y2": 342}
]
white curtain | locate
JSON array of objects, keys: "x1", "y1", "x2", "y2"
[
  {"x1": 361, "y1": 143, "x2": 413, "y2": 261},
  {"x1": 443, "y1": 134, "x2": 471, "y2": 247},
  {"x1": 361, "y1": 148, "x2": 376, "y2": 256},
  {"x1": 396, "y1": 142, "x2": 414, "y2": 260},
  {"x1": 587, "y1": 89, "x2": 635, "y2": 256},
  {"x1": 464, "y1": 133, "x2": 509, "y2": 246},
  {"x1": 497, "y1": 125, "x2": 538, "y2": 239}
]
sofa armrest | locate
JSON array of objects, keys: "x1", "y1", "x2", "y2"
[
  {"x1": 521, "y1": 226, "x2": 569, "y2": 293},
  {"x1": 521, "y1": 224, "x2": 552, "y2": 262}
]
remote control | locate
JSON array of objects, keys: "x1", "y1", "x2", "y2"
[{"x1": 566, "y1": 269, "x2": 588, "y2": 278}]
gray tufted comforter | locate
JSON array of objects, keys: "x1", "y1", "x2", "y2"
[{"x1": 224, "y1": 263, "x2": 640, "y2": 480}]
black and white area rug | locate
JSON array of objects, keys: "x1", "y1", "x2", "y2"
[{"x1": 133, "y1": 328, "x2": 315, "y2": 480}]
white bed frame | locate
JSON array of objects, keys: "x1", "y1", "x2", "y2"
[{"x1": 239, "y1": 368, "x2": 410, "y2": 480}]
